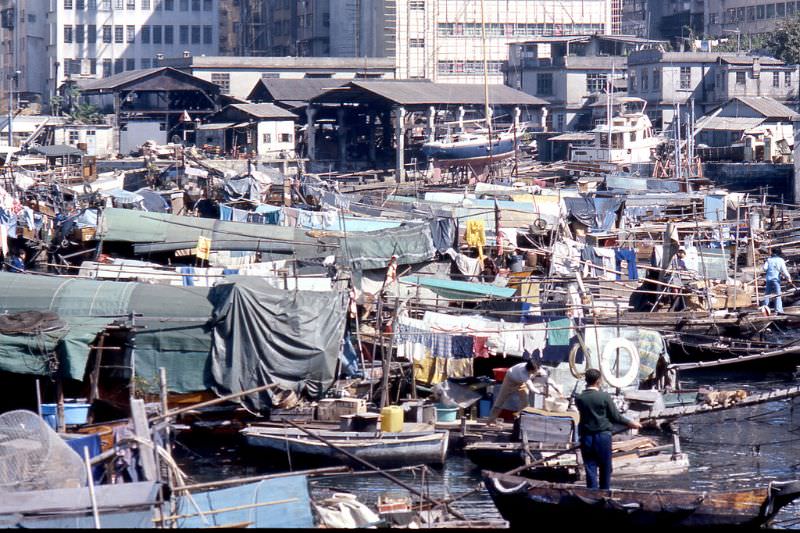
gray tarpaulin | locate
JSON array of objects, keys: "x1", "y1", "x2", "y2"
[
  {"x1": 208, "y1": 277, "x2": 348, "y2": 414},
  {"x1": 337, "y1": 223, "x2": 435, "y2": 270}
]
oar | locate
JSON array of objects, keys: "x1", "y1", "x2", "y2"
[{"x1": 284, "y1": 419, "x2": 466, "y2": 521}]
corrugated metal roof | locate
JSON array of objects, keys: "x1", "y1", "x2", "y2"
[
  {"x1": 77, "y1": 67, "x2": 220, "y2": 93},
  {"x1": 696, "y1": 116, "x2": 764, "y2": 131},
  {"x1": 732, "y1": 97, "x2": 800, "y2": 120},
  {"x1": 251, "y1": 78, "x2": 349, "y2": 105},
  {"x1": 162, "y1": 56, "x2": 396, "y2": 70},
  {"x1": 548, "y1": 132, "x2": 595, "y2": 141},
  {"x1": 313, "y1": 80, "x2": 547, "y2": 106},
  {"x1": 228, "y1": 103, "x2": 298, "y2": 120}
]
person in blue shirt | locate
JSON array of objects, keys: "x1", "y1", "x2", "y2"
[
  {"x1": 9, "y1": 249, "x2": 26, "y2": 273},
  {"x1": 763, "y1": 248, "x2": 794, "y2": 314}
]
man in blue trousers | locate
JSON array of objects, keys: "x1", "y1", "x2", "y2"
[{"x1": 575, "y1": 368, "x2": 641, "y2": 490}]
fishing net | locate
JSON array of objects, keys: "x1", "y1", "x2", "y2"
[{"x1": 0, "y1": 410, "x2": 87, "y2": 492}]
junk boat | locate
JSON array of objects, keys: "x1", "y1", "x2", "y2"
[{"x1": 483, "y1": 471, "x2": 800, "y2": 528}]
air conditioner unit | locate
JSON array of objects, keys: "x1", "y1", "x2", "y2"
[{"x1": 183, "y1": 50, "x2": 191, "y2": 58}]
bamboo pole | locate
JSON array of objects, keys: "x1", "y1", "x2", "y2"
[
  {"x1": 153, "y1": 498, "x2": 299, "y2": 523},
  {"x1": 149, "y1": 383, "x2": 278, "y2": 423}
]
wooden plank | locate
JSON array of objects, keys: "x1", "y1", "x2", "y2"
[{"x1": 130, "y1": 398, "x2": 158, "y2": 482}]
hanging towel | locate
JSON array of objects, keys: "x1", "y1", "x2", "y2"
[
  {"x1": 451, "y1": 336, "x2": 474, "y2": 358},
  {"x1": 546, "y1": 318, "x2": 572, "y2": 346},
  {"x1": 219, "y1": 205, "x2": 233, "y2": 221},
  {"x1": 179, "y1": 266, "x2": 196, "y2": 287},
  {"x1": 473, "y1": 336, "x2": 490, "y2": 358}
]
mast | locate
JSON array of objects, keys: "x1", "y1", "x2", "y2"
[
  {"x1": 480, "y1": 0, "x2": 493, "y2": 157},
  {"x1": 607, "y1": 63, "x2": 614, "y2": 162}
]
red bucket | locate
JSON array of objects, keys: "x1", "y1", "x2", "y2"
[{"x1": 493, "y1": 367, "x2": 509, "y2": 382}]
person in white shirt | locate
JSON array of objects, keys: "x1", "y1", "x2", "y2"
[
  {"x1": 486, "y1": 360, "x2": 564, "y2": 425},
  {"x1": 763, "y1": 248, "x2": 795, "y2": 314}
]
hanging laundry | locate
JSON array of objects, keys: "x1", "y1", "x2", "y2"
[
  {"x1": 465, "y1": 219, "x2": 486, "y2": 262},
  {"x1": 546, "y1": 318, "x2": 572, "y2": 346},
  {"x1": 232, "y1": 208, "x2": 249, "y2": 223},
  {"x1": 615, "y1": 248, "x2": 639, "y2": 280},
  {"x1": 446, "y1": 358, "x2": 474, "y2": 379},
  {"x1": 219, "y1": 205, "x2": 233, "y2": 221},
  {"x1": 451, "y1": 335, "x2": 474, "y2": 358},
  {"x1": 473, "y1": 336, "x2": 490, "y2": 358}
]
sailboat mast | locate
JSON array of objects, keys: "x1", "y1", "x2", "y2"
[{"x1": 480, "y1": 0, "x2": 493, "y2": 145}]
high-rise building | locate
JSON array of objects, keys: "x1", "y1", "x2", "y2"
[
  {"x1": 329, "y1": 0, "x2": 613, "y2": 84},
  {"x1": 0, "y1": 0, "x2": 220, "y2": 106},
  {"x1": 705, "y1": 0, "x2": 799, "y2": 38},
  {"x1": 218, "y1": 0, "x2": 241, "y2": 55}
]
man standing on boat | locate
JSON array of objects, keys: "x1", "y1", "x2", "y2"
[
  {"x1": 575, "y1": 369, "x2": 641, "y2": 490},
  {"x1": 763, "y1": 248, "x2": 794, "y2": 314},
  {"x1": 486, "y1": 360, "x2": 563, "y2": 425}
]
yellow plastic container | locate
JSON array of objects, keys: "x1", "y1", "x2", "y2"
[{"x1": 380, "y1": 406, "x2": 404, "y2": 433}]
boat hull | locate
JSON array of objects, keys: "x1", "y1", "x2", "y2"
[
  {"x1": 422, "y1": 137, "x2": 516, "y2": 165},
  {"x1": 242, "y1": 427, "x2": 449, "y2": 467},
  {"x1": 483, "y1": 471, "x2": 800, "y2": 528}
]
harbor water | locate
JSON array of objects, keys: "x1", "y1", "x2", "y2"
[{"x1": 175, "y1": 368, "x2": 800, "y2": 528}]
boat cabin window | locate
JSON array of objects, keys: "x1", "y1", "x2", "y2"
[
  {"x1": 630, "y1": 131, "x2": 637, "y2": 142},
  {"x1": 611, "y1": 133, "x2": 624, "y2": 148}
]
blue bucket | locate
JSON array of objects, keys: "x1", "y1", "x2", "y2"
[
  {"x1": 435, "y1": 404, "x2": 459, "y2": 423},
  {"x1": 478, "y1": 399, "x2": 493, "y2": 418},
  {"x1": 41, "y1": 403, "x2": 91, "y2": 430}
]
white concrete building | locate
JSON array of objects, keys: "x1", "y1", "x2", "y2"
[
  {"x1": 330, "y1": 0, "x2": 612, "y2": 84},
  {"x1": 0, "y1": 0, "x2": 220, "y2": 107}
]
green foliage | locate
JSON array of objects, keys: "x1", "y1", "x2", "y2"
[
  {"x1": 53, "y1": 84, "x2": 104, "y2": 124},
  {"x1": 766, "y1": 15, "x2": 800, "y2": 64}
]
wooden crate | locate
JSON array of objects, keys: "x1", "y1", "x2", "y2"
[{"x1": 316, "y1": 398, "x2": 366, "y2": 422}]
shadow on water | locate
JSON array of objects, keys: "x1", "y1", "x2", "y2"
[{"x1": 173, "y1": 368, "x2": 800, "y2": 527}]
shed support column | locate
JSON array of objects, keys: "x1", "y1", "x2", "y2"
[
  {"x1": 337, "y1": 107, "x2": 347, "y2": 168},
  {"x1": 368, "y1": 114, "x2": 377, "y2": 164},
  {"x1": 427, "y1": 106, "x2": 436, "y2": 143},
  {"x1": 514, "y1": 107, "x2": 521, "y2": 132},
  {"x1": 458, "y1": 106, "x2": 466, "y2": 132},
  {"x1": 541, "y1": 107, "x2": 548, "y2": 132},
  {"x1": 395, "y1": 106, "x2": 406, "y2": 182},
  {"x1": 305, "y1": 106, "x2": 317, "y2": 161}
]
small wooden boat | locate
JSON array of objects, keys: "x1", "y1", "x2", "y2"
[
  {"x1": 241, "y1": 425, "x2": 449, "y2": 467},
  {"x1": 483, "y1": 471, "x2": 800, "y2": 528}
]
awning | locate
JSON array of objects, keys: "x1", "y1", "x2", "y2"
[
  {"x1": 196, "y1": 122, "x2": 236, "y2": 131},
  {"x1": 399, "y1": 275, "x2": 517, "y2": 300},
  {"x1": 548, "y1": 133, "x2": 595, "y2": 142}
]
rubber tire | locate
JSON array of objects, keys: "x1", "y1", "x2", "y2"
[
  {"x1": 568, "y1": 343, "x2": 590, "y2": 379},
  {"x1": 600, "y1": 338, "x2": 640, "y2": 389}
]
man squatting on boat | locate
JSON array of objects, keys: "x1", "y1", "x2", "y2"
[
  {"x1": 486, "y1": 360, "x2": 564, "y2": 426},
  {"x1": 575, "y1": 369, "x2": 642, "y2": 490}
]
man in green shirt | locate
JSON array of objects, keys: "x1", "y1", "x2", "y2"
[{"x1": 575, "y1": 368, "x2": 641, "y2": 490}]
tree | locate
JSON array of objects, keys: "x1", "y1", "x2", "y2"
[
  {"x1": 766, "y1": 15, "x2": 800, "y2": 64},
  {"x1": 53, "y1": 84, "x2": 104, "y2": 124}
]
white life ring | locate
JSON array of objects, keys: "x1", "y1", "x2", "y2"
[{"x1": 600, "y1": 338, "x2": 640, "y2": 389}]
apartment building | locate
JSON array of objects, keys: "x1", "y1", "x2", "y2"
[
  {"x1": 0, "y1": 0, "x2": 220, "y2": 106},
  {"x1": 705, "y1": 0, "x2": 800, "y2": 37},
  {"x1": 327, "y1": 0, "x2": 613, "y2": 85},
  {"x1": 626, "y1": 50, "x2": 797, "y2": 129}
]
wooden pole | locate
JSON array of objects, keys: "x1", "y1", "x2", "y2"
[
  {"x1": 285, "y1": 419, "x2": 466, "y2": 521},
  {"x1": 56, "y1": 376, "x2": 65, "y2": 433},
  {"x1": 150, "y1": 383, "x2": 277, "y2": 423},
  {"x1": 83, "y1": 446, "x2": 101, "y2": 529}
]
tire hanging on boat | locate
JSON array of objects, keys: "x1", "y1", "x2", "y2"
[
  {"x1": 568, "y1": 343, "x2": 590, "y2": 379},
  {"x1": 599, "y1": 338, "x2": 640, "y2": 389}
]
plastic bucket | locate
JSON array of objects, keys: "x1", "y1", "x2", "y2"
[
  {"x1": 435, "y1": 404, "x2": 459, "y2": 423},
  {"x1": 493, "y1": 368, "x2": 509, "y2": 382},
  {"x1": 41, "y1": 403, "x2": 91, "y2": 430},
  {"x1": 478, "y1": 399, "x2": 493, "y2": 418}
]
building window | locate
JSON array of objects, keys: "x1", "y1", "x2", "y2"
[
  {"x1": 203, "y1": 0, "x2": 212, "y2": 10},
  {"x1": 180, "y1": 25, "x2": 189, "y2": 44},
  {"x1": 65, "y1": 0, "x2": 74, "y2": 8},
  {"x1": 280, "y1": 133, "x2": 291, "y2": 143},
  {"x1": 726, "y1": 8, "x2": 736, "y2": 22},
  {"x1": 76, "y1": 24, "x2": 85, "y2": 42},
  {"x1": 164, "y1": 25, "x2": 174, "y2": 44},
  {"x1": 438, "y1": 23, "x2": 455, "y2": 36},
  {"x1": 88, "y1": 24, "x2": 96, "y2": 42},
  {"x1": 409, "y1": 0, "x2": 425, "y2": 9},
  {"x1": 586, "y1": 73, "x2": 607, "y2": 93},
  {"x1": 102, "y1": 25, "x2": 112, "y2": 43},
  {"x1": 153, "y1": 25, "x2": 162, "y2": 43},
  {"x1": 788, "y1": 2, "x2": 795, "y2": 15},
  {"x1": 203, "y1": 25, "x2": 212, "y2": 44},
  {"x1": 90, "y1": 59, "x2": 97, "y2": 74},
  {"x1": 179, "y1": 0, "x2": 188, "y2": 9},
  {"x1": 653, "y1": 68, "x2": 660, "y2": 89},
  {"x1": 165, "y1": 0, "x2": 174, "y2": 9},
  {"x1": 114, "y1": 25, "x2": 123, "y2": 43},
  {"x1": 747, "y1": 6, "x2": 756, "y2": 20},
  {"x1": 114, "y1": 58, "x2": 124, "y2": 73},
  {"x1": 142, "y1": 0, "x2": 151, "y2": 8},
  {"x1": 709, "y1": 13, "x2": 718, "y2": 24},
  {"x1": 629, "y1": 70, "x2": 636, "y2": 91},
  {"x1": 141, "y1": 25, "x2": 150, "y2": 43},
  {"x1": 89, "y1": 0, "x2": 98, "y2": 9},
  {"x1": 679, "y1": 66, "x2": 691, "y2": 89},
  {"x1": 757, "y1": 5, "x2": 765, "y2": 18},
  {"x1": 767, "y1": 3, "x2": 775, "y2": 17},
  {"x1": 786, "y1": 71, "x2": 792, "y2": 87},
  {"x1": 191, "y1": 0, "x2": 200, "y2": 10},
  {"x1": 77, "y1": 0, "x2": 85, "y2": 9},
  {"x1": 191, "y1": 25, "x2": 201, "y2": 44},
  {"x1": 127, "y1": 0, "x2": 135, "y2": 8},
  {"x1": 536, "y1": 73, "x2": 553, "y2": 96},
  {"x1": 641, "y1": 69, "x2": 649, "y2": 91},
  {"x1": 774, "y1": 71, "x2": 780, "y2": 87},
  {"x1": 141, "y1": 58, "x2": 151, "y2": 68},
  {"x1": 263, "y1": 133, "x2": 271, "y2": 143},
  {"x1": 777, "y1": 3, "x2": 786, "y2": 16},
  {"x1": 103, "y1": 58, "x2": 112, "y2": 77},
  {"x1": 115, "y1": 0, "x2": 123, "y2": 8},
  {"x1": 736, "y1": 71, "x2": 746, "y2": 85},
  {"x1": 126, "y1": 58, "x2": 135, "y2": 70},
  {"x1": 64, "y1": 26, "x2": 74, "y2": 43},
  {"x1": 737, "y1": 7, "x2": 745, "y2": 20},
  {"x1": 69, "y1": 131, "x2": 80, "y2": 144},
  {"x1": 126, "y1": 25, "x2": 135, "y2": 43},
  {"x1": 409, "y1": 38, "x2": 425, "y2": 48},
  {"x1": 211, "y1": 72, "x2": 230, "y2": 94}
]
